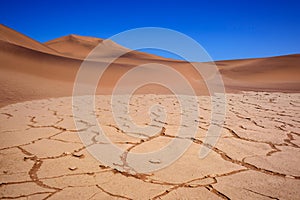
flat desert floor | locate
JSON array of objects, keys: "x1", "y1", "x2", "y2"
[{"x1": 0, "y1": 92, "x2": 299, "y2": 199}]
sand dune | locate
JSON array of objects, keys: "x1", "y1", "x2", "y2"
[
  {"x1": 217, "y1": 54, "x2": 300, "y2": 92},
  {"x1": 0, "y1": 37, "x2": 78, "y2": 107},
  {"x1": 45, "y1": 33, "x2": 172, "y2": 61},
  {"x1": 0, "y1": 24, "x2": 59, "y2": 55},
  {"x1": 45, "y1": 34, "x2": 103, "y2": 58},
  {"x1": 0, "y1": 24, "x2": 299, "y2": 107},
  {"x1": 0, "y1": 25, "x2": 208, "y2": 107}
]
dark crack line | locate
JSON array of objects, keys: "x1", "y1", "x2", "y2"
[
  {"x1": 284, "y1": 133, "x2": 300, "y2": 148},
  {"x1": 0, "y1": 130, "x2": 67, "y2": 153},
  {"x1": 0, "y1": 192, "x2": 52, "y2": 199},
  {"x1": 106, "y1": 124, "x2": 160, "y2": 139},
  {"x1": 222, "y1": 126, "x2": 293, "y2": 151},
  {"x1": 1, "y1": 112, "x2": 13, "y2": 119},
  {"x1": 0, "y1": 180, "x2": 34, "y2": 187},
  {"x1": 39, "y1": 170, "x2": 110, "y2": 181},
  {"x1": 151, "y1": 185, "x2": 182, "y2": 200},
  {"x1": 196, "y1": 139, "x2": 300, "y2": 179},
  {"x1": 244, "y1": 188, "x2": 279, "y2": 200},
  {"x1": 39, "y1": 145, "x2": 86, "y2": 160},
  {"x1": 96, "y1": 184, "x2": 132, "y2": 200},
  {"x1": 266, "y1": 143, "x2": 281, "y2": 156},
  {"x1": 205, "y1": 185, "x2": 230, "y2": 199},
  {"x1": 16, "y1": 147, "x2": 62, "y2": 192},
  {"x1": 114, "y1": 127, "x2": 166, "y2": 174},
  {"x1": 29, "y1": 159, "x2": 60, "y2": 191},
  {"x1": 150, "y1": 169, "x2": 248, "y2": 199},
  {"x1": 27, "y1": 124, "x2": 89, "y2": 132},
  {"x1": 86, "y1": 192, "x2": 100, "y2": 200}
]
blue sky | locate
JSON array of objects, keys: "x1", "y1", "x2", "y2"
[{"x1": 1, "y1": 0, "x2": 300, "y2": 61}]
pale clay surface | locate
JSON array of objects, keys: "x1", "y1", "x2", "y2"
[{"x1": 0, "y1": 92, "x2": 299, "y2": 199}]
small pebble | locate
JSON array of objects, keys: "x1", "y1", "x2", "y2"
[
  {"x1": 23, "y1": 155, "x2": 35, "y2": 161},
  {"x1": 149, "y1": 159, "x2": 161, "y2": 164},
  {"x1": 72, "y1": 153, "x2": 84, "y2": 158},
  {"x1": 99, "y1": 165, "x2": 107, "y2": 169},
  {"x1": 68, "y1": 166, "x2": 78, "y2": 171}
]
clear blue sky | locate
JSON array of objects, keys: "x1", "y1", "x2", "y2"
[{"x1": 1, "y1": 0, "x2": 300, "y2": 61}]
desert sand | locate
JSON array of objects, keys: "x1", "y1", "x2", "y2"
[
  {"x1": 1, "y1": 93, "x2": 299, "y2": 199},
  {"x1": 0, "y1": 24, "x2": 300, "y2": 199}
]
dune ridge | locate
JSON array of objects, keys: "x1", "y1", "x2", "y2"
[{"x1": 0, "y1": 24, "x2": 59, "y2": 55}]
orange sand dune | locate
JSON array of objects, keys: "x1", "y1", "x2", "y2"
[
  {"x1": 217, "y1": 54, "x2": 300, "y2": 92},
  {"x1": 45, "y1": 34, "x2": 103, "y2": 58},
  {"x1": 0, "y1": 24, "x2": 299, "y2": 107},
  {"x1": 0, "y1": 24, "x2": 59, "y2": 55},
  {"x1": 0, "y1": 25, "x2": 207, "y2": 107},
  {"x1": 45, "y1": 33, "x2": 172, "y2": 61}
]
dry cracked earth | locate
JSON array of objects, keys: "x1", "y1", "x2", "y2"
[{"x1": 0, "y1": 92, "x2": 299, "y2": 199}]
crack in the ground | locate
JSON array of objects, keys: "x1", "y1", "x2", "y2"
[
  {"x1": 0, "y1": 191, "x2": 52, "y2": 199},
  {"x1": 96, "y1": 184, "x2": 132, "y2": 199},
  {"x1": 113, "y1": 127, "x2": 167, "y2": 173},
  {"x1": 1, "y1": 112, "x2": 13, "y2": 119},
  {"x1": 205, "y1": 184, "x2": 231, "y2": 199},
  {"x1": 244, "y1": 188, "x2": 279, "y2": 200},
  {"x1": 16, "y1": 147, "x2": 61, "y2": 191},
  {"x1": 1, "y1": 93, "x2": 299, "y2": 199},
  {"x1": 189, "y1": 138, "x2": 300, "y2": 179}
]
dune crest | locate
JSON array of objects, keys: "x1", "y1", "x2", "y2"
[
  {"x1": 45, "y1": 34, "x2": 103, "y2": 58},
  {"x1": 0, "y1": 24, "x2": 59, "y2": 55}
]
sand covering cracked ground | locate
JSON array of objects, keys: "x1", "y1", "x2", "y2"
[{"x1": 0, "y1": 92, "x2": 299, "y2": 199}]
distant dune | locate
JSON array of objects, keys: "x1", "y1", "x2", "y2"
[
  {"x1": 45, "y1": 34, "x2": 103, "y2": 58},
  {"x1": 0, "y1": 24, "x2": 299, "y2": 107},
  {"x1": 217, "y1": 54, "x2": 300, "y2": 92},
  {"x1": 45, "y1": 33, "x2": 171, "y2": 61}
]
